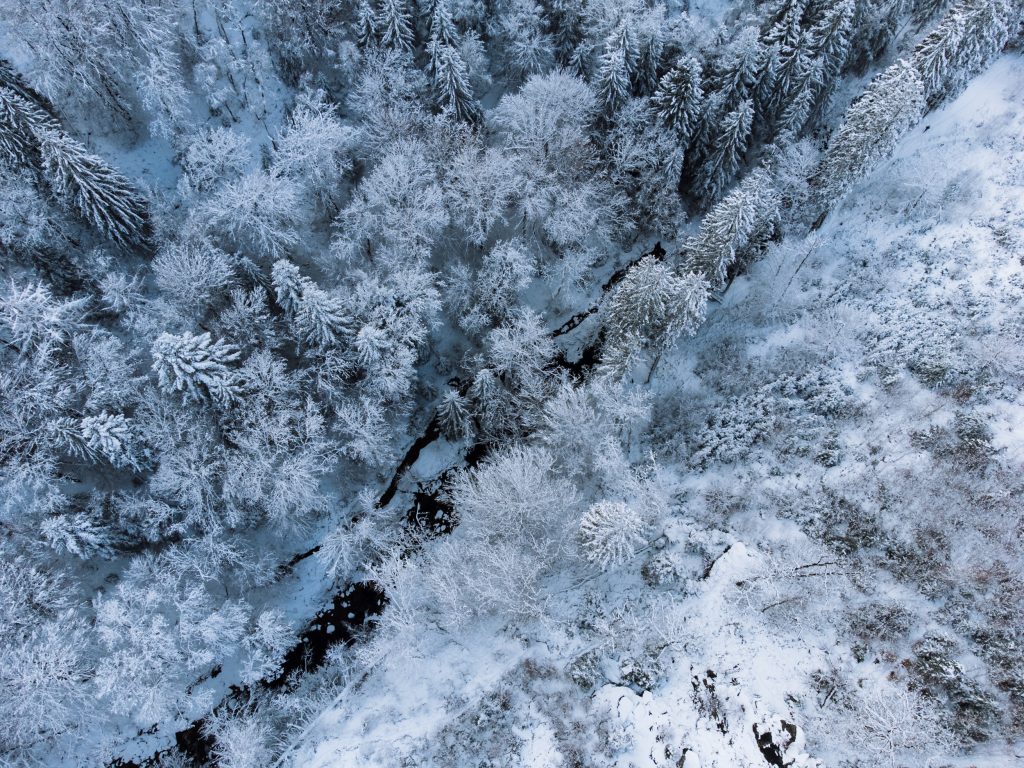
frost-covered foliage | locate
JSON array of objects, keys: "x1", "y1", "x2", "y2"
[{"x1": 0, "y1": 0, "x2": 1020, "y2": 765}]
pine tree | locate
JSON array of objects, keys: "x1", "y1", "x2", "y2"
[
  {"x1": 354, "y1": 0, "x2": 378, "y2": 48},
  {"x1": 37, "y1": 130, "x2": 147, "y2": 247},
  {"x1": 610, "y1": 21, "x2": 639, "y2": 86},
  {"x1": 295, "y1": 284, "x2": 350, "y2": 350},
  {"x1": 716, "y1": 27, "x2": 768, "y2": 111},
  {"x1": 596, "y1": 44, "x2": 631, "y2": 116},
  {"x1": 685, "y1": 169, "x2": 779, "y2": 289},
  {"x1": 911, "y1": 0, "x2": 1016, "y2": 105},
  {"x1": 0, "y1": 281, "x2": 86, "y2": 354},
  {"x1": 651, "y1": 57, "x2": 704, "y2": 143},
  {"x1": 815, "y1": 60, "x2": 926, "y2": 208},
  {"x1": 697, "y1": 99, "x2": 754, "y2": 201},
  {"x1": 270, "y1": 259, "x2": 305, "y2": 315},
  {"x1": 0, "y1": 82, "x2": 147, "y2": 247},
  {"x1": 0, "y1": 86, "x2": 56, "y2": 167},
  {"x1": 377, "y1": 0, "x2": 415, "y2": 51},
  {"x1": 271, "y1": 260, "x2": 350, "y2": 351},
  {"x1": 806, "y1": 0, "x2": 855, "y2": 89},
  {"x1": 78, "y1": 412, "x2": 138, "y2": 469},
  {"x1": 634, "y1": 28, "x2": 663, "y2": 96},
  {"x1": 428, "y1": 0, "x2": 458, "y2": 48},
  {"x1": 604, "y1": 255, "x2": 709, "y2": 369},
  {"x1": 762, "y1": 0, "x2": 807, "y2": 51},
  {"x1": 913, "y1": 0, "x2": 950, "y2": 25},
  {"x1": 773, "y1": 55, "x2": 823, "y2": 139},
  {"x1": 436, "y1": 388, "x2": 470, "y2": 439},
  {"x1": 151, "y1": 331, "x2": 243, "y2": 405},
  {"x1": 432, "y1": 43, "x2": 479, "y2": 122}
]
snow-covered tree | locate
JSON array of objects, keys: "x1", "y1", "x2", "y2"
[
  {"x1": 78, "y1": 411, "x2": 139, "y2": 469},
  {"x1": 431, "y1": 42, "x2": 479, "y2": 122},
  {"x1": 596, "y1": 39, "x2": 631, "y2": 115},
  {"x1": 912, "y1": 0, "x2": 1017, "y2": 105},
  {"x1": 177, "y1": 127, "x2": 254, "y2": 198},
  {"x1": 378, "y1": 0, "x2": 415, "y2": 50},
  {"x1": 354, "y1": 0, "x2": 379, "y2": 47},
  {"x1": 651, "y1": 56, "x2": 704, "y2": 143},
  {"x1": 579, "y1": 500, "x2": 646, "y2": 570},
  {"x1": 815, "y1": 60, "x2": 926, "y2": 208},
  {"x1": 466, "y1": 238, "x2": 536, "y2": 328},
  {"x1": 202, "y1": 171, "x2": 301, "y2": 261},
  {"x1": 806, "y1": 0, "x2": 855, "y2": 95},
  {"x1": 437, "y1": 387, "x2": 471, "y2": 439},
  {"x1": 273, "y1": 90, "x2": 354, "y2": 212},
  {"x1": 685, "y1": 169, "x2": 780, "y2": 288},
  {"x1": 151, "y1": 331, "x2": 243, "y2": 405},
  {"x1": 696, "y1": 98, "x2": 754, "y2": 201},
  {"x1": 271, "y1": 259, "x2": 351, "y2": 352},
  {"x1": 428, "y1": 0, "x2": 459, "y2": 47},
  {"x1": 603, "y1": 255, "x2": 708, "y2": 374},
  {"x1": 0, "y1": 619, "x2": 91, "y2": 753},
  {"x1": 0, "y1": 281, "x2": 86, "y2": 354},
  {"x1": 153, "y1": 239, "x2": 236, "y2": 314},
  {"x1": 35, "y1": 128, "x2": 147, "y2": 247},
  {"x1": 485, "y1": 308, "x2": 557, "y2": 396}
]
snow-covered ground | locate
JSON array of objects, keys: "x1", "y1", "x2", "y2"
[{"x1": 290, "y1": 55, "x2": 1024, "y2": 768}]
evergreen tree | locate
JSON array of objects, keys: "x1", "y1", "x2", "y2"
[
  {"x1": 603, "y1": 255, "x2": 709, "y2": 371},
  {"x1": 37, "y1": 130, "x2": 147, "y2": 247},
  {"x1": 271, "y1": 260, "x2": 350, "y2": 351},
  {"x1": 697, "y1": 99, "x2": 754, "y2": 201},
  {"x1": 270, "y1": 259, "x2": 305, "y2": 316},
  {"x1": 913, "y1": 0, "x2": 951, "y2": 25},
  {"x1": 774, "y1": 59, "x2": 821, "y2": 138},
  {"x1": 911, "y1": 0, "x2": 1016, "y2": 105},
  {"x1": 596, "y1": 43, "x2": 631, "y2": 116},
  {"x1": 295, "y1": 284, "x2": 350, "y2": 351},
  {"x1": 0, "y1": 85, "x2": 56, "y2": 167},
  {"x1": 0, "y1": 83, "x2": 147, "y2": 247},
  {"x1": 428, "y1": 0, "x2": 458, "y2": 48},
  {"x1": 354, "y1": 0, "x2": 379, "y2": 48},
  {"x1": 651, "y1": 57, "x2": 704, "y2": 143},
  {"x1": 634, "y1": 27, "x2": 664, "y2": 96},
  {"x1": 579, "y1": 500, "x2": 646, "y2": 570},
  {"x1": 437, "y1": 388, "x2": 471, "y2": 439},
  {"x1": 685, "y1": 169, "x2": 779, "y2": 289},
  {"x1": 716, "y1": 27, "x2": 768, "y2": 111},
  {"x1": 151, "y1": 331, "x2": 243, "y2": 405},
  {"x1": 815, "y1": 60, "x2": 926, "y2": 208},
  {"x1": 432, "y1": 43, "x2": 479, "y2": 122},
  {"x1": 806, "y1": 0, "x2": 856, "y2": 89},
  {"x1": 377, "y1": 0, "x2": 415, "y2": 51}
]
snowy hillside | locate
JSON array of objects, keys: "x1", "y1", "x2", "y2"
[
  {"x1": 0, "y1": 1, "x2": 1022, "y2": 767},
  {"x1": 289, "y1": 53, "x2": 1024, "y2": 768}
]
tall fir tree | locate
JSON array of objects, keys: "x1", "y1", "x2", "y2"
[
  {"x1": 603, "y1": 255, "x2": 709, "y2": 375},
  {"x1": 428, "y1": 0, "x2": 458, "y2": 48},
  {"x1": 651, "y1": 57, "x2": 704, "y2": 144},
  {"x1": 912, "y1": 0, "x2": 1017, "y2": 105},
  {"x1": 37, "y1": 129, "x2": 147, "y2": 247},
  {"x1": 354, "y1": 0, "x2": 378, "y2": 48},
  {"x1": 697, "y1": 99, "x2": 754, "y2": 201},
  {"x1": 432, "y1": 43, "x2": 479, "y2": 122},
  {"x1": 815, "y1": 59, "x2": 926, "y2": 210},
  {"x1": 151, "y1": 331, "x2": 243, "y2": 405},
  {"x1": 596, "y1": 44, "x2": 631, "y2": 116},
  {"x1": 377, "y1": 0, "x2": 415, "y2": 51},
  {"x1": 685, "y1": 169, "x2": 779, "y2": 289}
]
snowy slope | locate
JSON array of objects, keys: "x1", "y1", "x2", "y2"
[{"x1": 289, "y1": 54, "x2": 1024, "y2": 768}]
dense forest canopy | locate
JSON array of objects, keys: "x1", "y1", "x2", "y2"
[{"x1": 0, "y1": 0, "x2": 1022, "y2": 765}]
